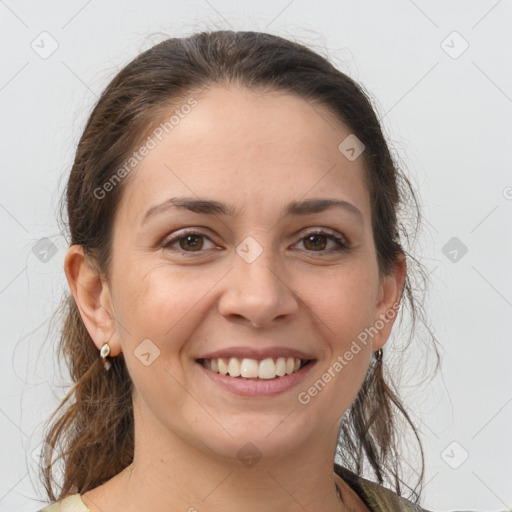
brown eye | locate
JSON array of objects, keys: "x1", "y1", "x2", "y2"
[
  {"x1": 162, "y1": 230, "x2": 215, "y2": 253},
  {"x1": 296, "y1": 230, "x2": 349, "y2": 254},
  {"x1": 177, "y1": 234, "x2": 204, "y2": 251},
  {"x1": 303, "y1": 234, "x2": 328, "y2": 251}
]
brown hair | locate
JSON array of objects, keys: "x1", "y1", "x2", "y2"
[{"x1": 41, "y1": 30, "x2": 438, "y2": 504}]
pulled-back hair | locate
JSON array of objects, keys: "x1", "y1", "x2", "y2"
[{"x1": 41, "y1": 29, "x2": 437, "y2": 504}]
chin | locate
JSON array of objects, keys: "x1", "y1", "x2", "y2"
[{"x1": 193, "y1": 418, "x2": 313, "y2": 464}]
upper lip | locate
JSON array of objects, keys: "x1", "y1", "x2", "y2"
[{"x1": 197, "y1": 346, "x2": 315, "y2": 361}]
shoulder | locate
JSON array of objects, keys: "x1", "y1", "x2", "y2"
[
  {"x1": 36, "y1": 493, "x2": 91, "y2": 512},
  {"x1": 334, "y1": 463, "x2": 431, "y2": 512}
]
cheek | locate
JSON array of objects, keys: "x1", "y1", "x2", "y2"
[
  {"x1": 111, "y1": 263, "x2": 224, "y2": 355},
  {"x1": 299, "y1": 267, "x2": 376, "y2": 402},
  {"x1": 301, "y1": 263, "x2": 378, "y2": 341},
  {"x1": 114, "y1": 259, "x2": 189, "y2": 319},
  {"x1": 111, "y1": 266, "x2": 202, "y2": 408}
]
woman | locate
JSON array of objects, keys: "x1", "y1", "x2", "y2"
[{"x1": 36, "y1": 30, "x2": 436, "y2": 511}]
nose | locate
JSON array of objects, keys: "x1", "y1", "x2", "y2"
[{"x1": 217, "y1": 247, "x2": 299, "y2": 328}]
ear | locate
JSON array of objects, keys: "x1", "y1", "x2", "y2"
[
  {"x1": 371, "y1": 251, "x2": 407, "y2": 351},
  {"x1": 63, "y1": 245, "x2": 122, "y2": 357}
]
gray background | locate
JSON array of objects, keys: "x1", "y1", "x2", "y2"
[{"x1": 1, "y1": 0, "x2": 511, "y2": 510}]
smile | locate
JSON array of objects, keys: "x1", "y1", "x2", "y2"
[
  {"x1": 197, "y1": 356, "x2": 311, "y2": 379},
  {"x1": 195, "y1": 357, "x2": 316, "y2": 397}
]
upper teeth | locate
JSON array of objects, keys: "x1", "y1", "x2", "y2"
[{"x1": 202, "y1": 357, "x2": 304, "y2": 379}]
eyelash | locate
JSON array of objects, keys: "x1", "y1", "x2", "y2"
[{"x1": 161, "y1": 228, "x2": 349, "y2": 256}]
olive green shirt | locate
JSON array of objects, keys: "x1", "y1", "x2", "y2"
[
  {"x1": 334, "y1": 463, "x2": 429, "y2": 511},
  {"x1": 37, "y1": 464, "x2": 430, "y2": 511}
]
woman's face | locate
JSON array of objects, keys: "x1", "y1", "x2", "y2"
[{"x1": 96, "y1": 85, "x2": 404, "y2": 463}]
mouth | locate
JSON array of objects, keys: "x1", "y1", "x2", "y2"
[
  {"x1": 195, "y1": 356, "x2": 317, "y2": 397},
  {"x1": 195, "y1": 356, "x2": 314, "y2": 380}
]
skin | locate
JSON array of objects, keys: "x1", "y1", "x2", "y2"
[{"x1": 65, "y1": 84, "x2": 406, "y2": 512}]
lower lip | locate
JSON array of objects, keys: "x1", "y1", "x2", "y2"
[{"x1": 195, "y1": 360, "x2": 316, "y2": 397}]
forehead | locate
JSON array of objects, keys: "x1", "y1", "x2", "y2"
[{"x1": 117, "y1": 85, "x2": 370, "y2": 225}]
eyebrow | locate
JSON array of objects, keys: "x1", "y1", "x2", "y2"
[{"x1": 142, "y1": 197, "x2": 364, "y2": 225}]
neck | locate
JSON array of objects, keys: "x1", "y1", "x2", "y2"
[
  {"x1": 82, "y1": 393, "x2": 359, "y2": 512},
  {"x1": 121, "y1": 433, "x2": 345, "y2": 511}
]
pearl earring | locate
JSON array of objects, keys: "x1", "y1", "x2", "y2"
[{"x1": 100, "y1": 342, "x2": 112, "y2": 371}]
